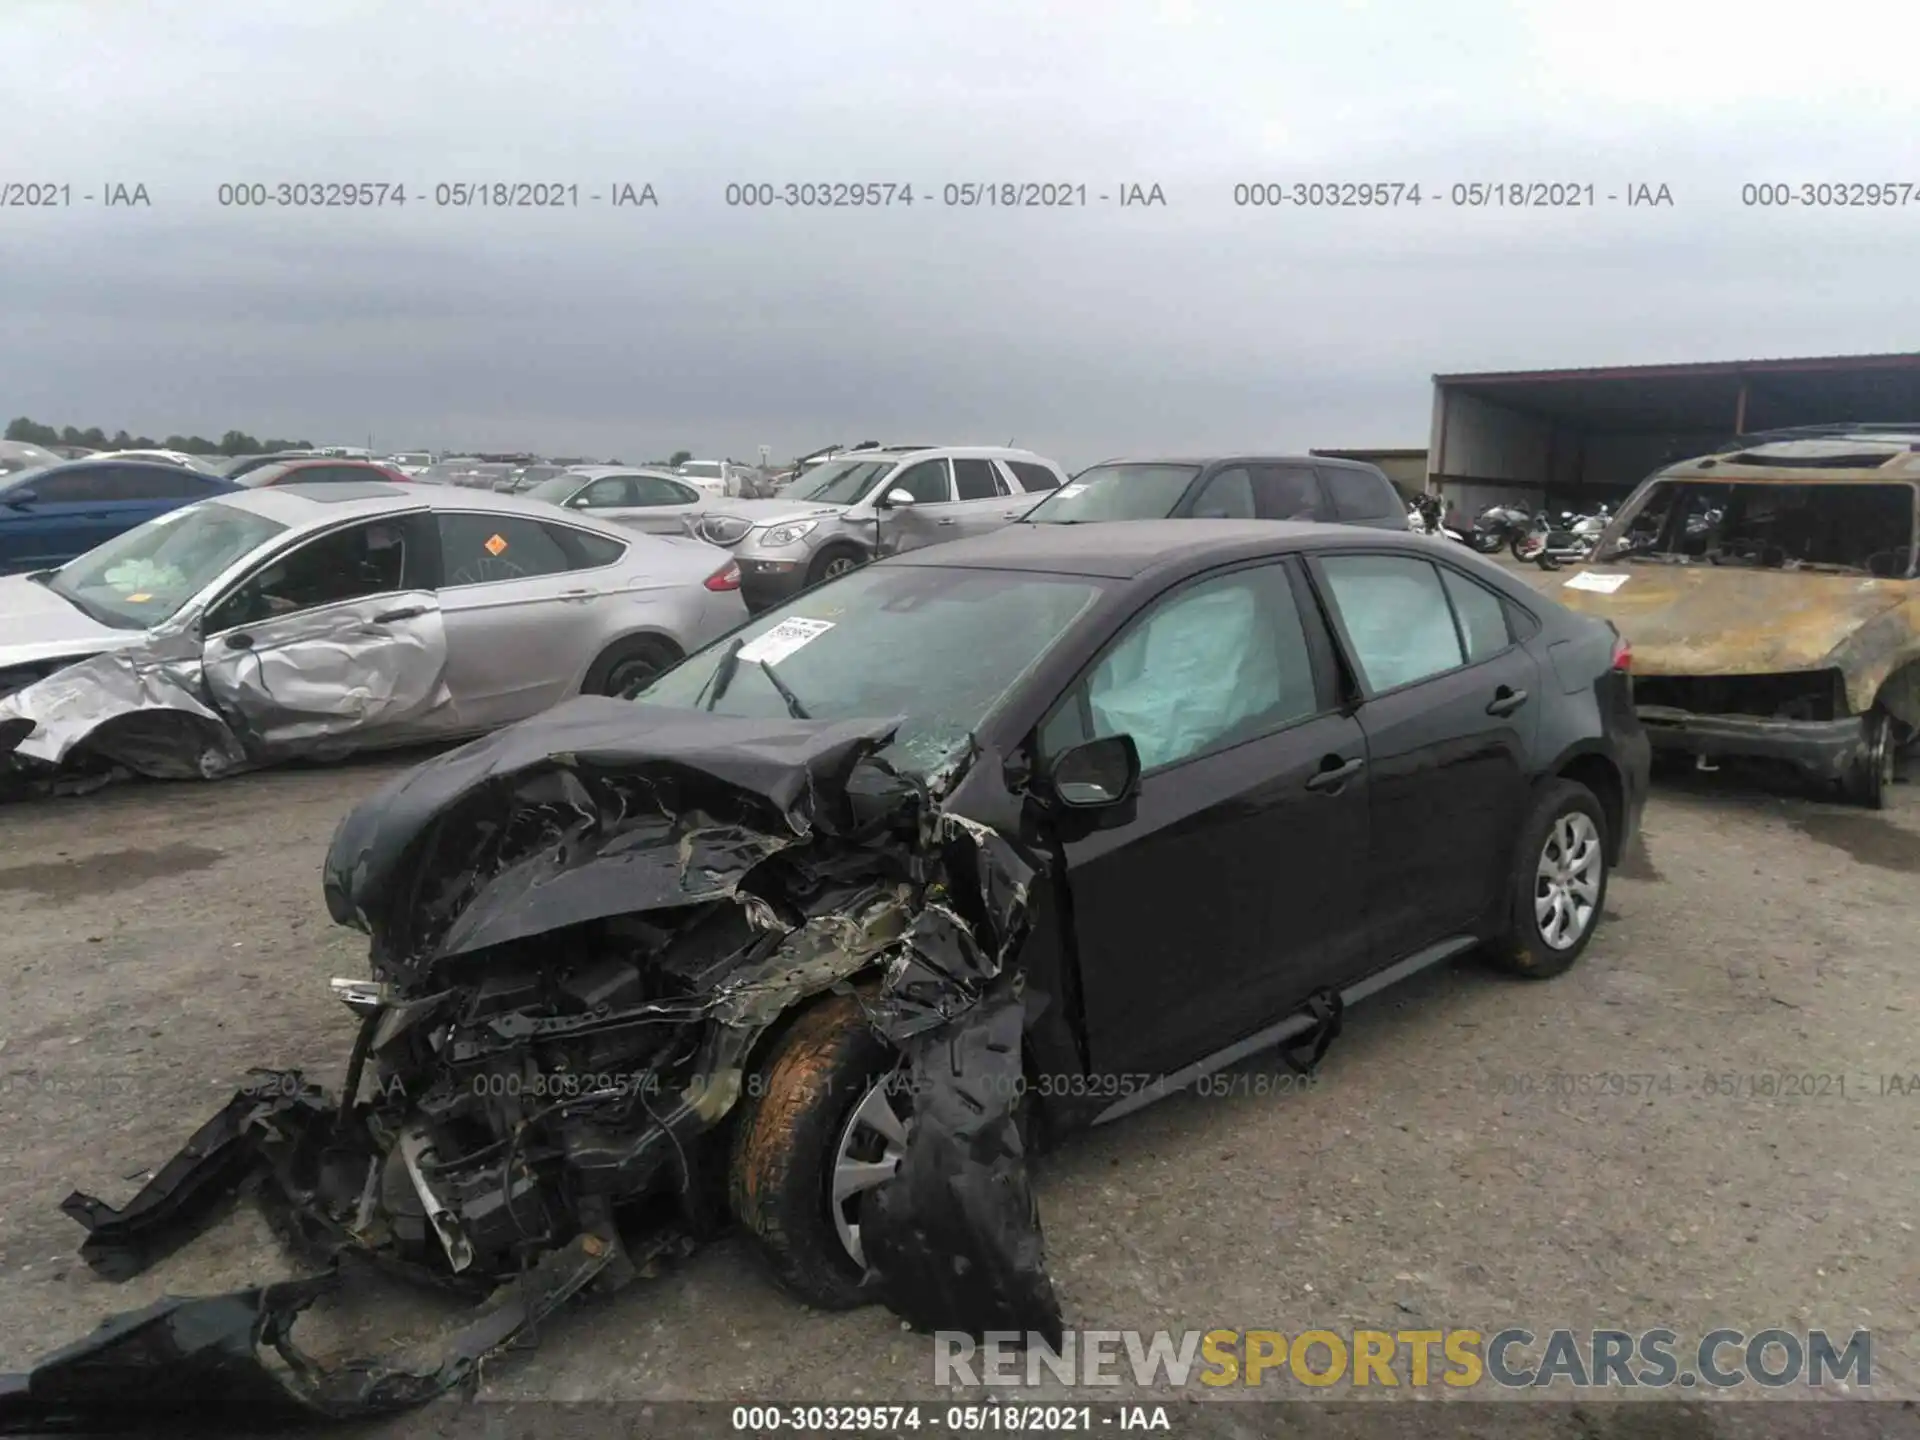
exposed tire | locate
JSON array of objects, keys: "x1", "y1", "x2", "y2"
[
  {"x1": 1843, "y1": 707, "x2": 1895, "y2": 809},
  {"x1": 805, "y1": 545, "x2": 866, "y2": 587},
  {"x1": 1470, "y1": 531, "x2": 1505, "y2": 554},
  {"x1": 582, "y1": 634, "x2": 682, "y2": 698},
  {"x1": 728, "y1": 991, "x2": 904, "y2": 1310},
  {"x1": 1485, "y1": 778, "x2": 1610, "y2": 981},
  {"x1": 1508, "y1": 533, "x2": 1532, "y2": 559},
  {"x1": 1535, "y1": 551, "x2": 1562, "y2": 571}
]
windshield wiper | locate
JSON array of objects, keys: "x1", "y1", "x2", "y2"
[
  {"x1": 697, "y1": 636, "x2": 747, "y2": 710},
  {"x1": 758, "y1": 658, "x2": 809, "y2": 719}
]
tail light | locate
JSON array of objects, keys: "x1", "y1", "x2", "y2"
[
  {"x1": 704, "y1": 561, "x2": 742, "y2": 592},
  {"x1": 1610, "y1": 633, "x2": 1632, "y2": 672}
]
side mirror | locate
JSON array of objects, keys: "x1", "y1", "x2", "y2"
[
  {"x1": 6, "y1": 488, "x2": 39, "y2": 508},
  {"x1": 568, "y1": 494, "x2": 592, "y2": 508},
  {"x1": 882, "y1": 489, "x2": 916, "y2": 508},
  {"x1": 1043, "y1": 733, "x2": 1141, "y2": 810}
]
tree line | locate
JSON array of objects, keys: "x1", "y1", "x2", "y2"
[{"x1": 6, "y1": 418, "x2": 313, "y2": 455}]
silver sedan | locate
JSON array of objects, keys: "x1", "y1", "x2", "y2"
[
  {"x1": 0, "y1": 481, "x2": 748, "y2": 783},
  {"x1": 522, "y1": 466, "x2": 713, "y2": 535}
]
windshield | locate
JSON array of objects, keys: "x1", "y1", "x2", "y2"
[
  {"x1": 1593, "y1": 479, "x2": 1917, "y2": 575},
  {"x1": 526, "y1": 475, "x2": 586, "y2": 502},
  {"x1": 632, "y1": 564, "x2": 1108, "y2": 772},
  {"x1": 43, "y1": 501, "x2": 287, "y2": 629},
  {"x1": 789, "y1": 459, "x2": 897, "y2": 506},
  {"x1": 1023, "y1": 463, "x2": 1201, "y2": 523}
]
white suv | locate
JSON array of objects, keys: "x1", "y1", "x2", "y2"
[{"x1": 690, "y1": 445, "x2": 1068, "y2": 609}]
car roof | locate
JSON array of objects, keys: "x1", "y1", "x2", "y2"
[
  {"x1": 8, "y1": 457, "x2": 232, "y2": 484},
  {"x1": 1658, "y1": 435, "x2": 1920, "y2": 481},
  {"x1": 886, "y1": 518, "x2": 1429, "y2": 579},
  {"x1": 206, "y1": 479, "x2": 653, "y2": 534},
  {"x1": 567, "y1": 465, "x2": 684, "y2": 480},
  {"x1": 1083, "y1": 454, "x2": 1384, "y2": 471}
]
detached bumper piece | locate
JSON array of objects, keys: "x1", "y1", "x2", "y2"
[
  {"x1": 4, "y1": 702, "x2": 1067, "y2": 1431},
  {"x1": 1638, "y1": 706, "x2": 1868, "y2": 782}
]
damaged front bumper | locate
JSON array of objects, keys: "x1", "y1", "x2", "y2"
[
  {"x1": 0, "y1": 701, "x2": 1065, "y2": 1432},
  {"x1": 1638, "y1": 705, "x2": 1869, "y2": 780}
]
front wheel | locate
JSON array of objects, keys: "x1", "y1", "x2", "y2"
[
  {"x1": 1535, "y1": 551, "x2": 1562, "y2": 571},
  {"x1": 728, "y1": 992, "x2": 908, "y2": 1309},
  {"x1": 806, "y1": 546, "x2": 866, "y2": 587},
  {"x1": 1485, "y1": 779, "x2": 1610, "y2": 980},
  {"x1": 1471, "y1": 530, "x2": 1505, "y2": 554},
  {"x1": 1843, "y1": 707, "x2": 1896, "y2": 809}
]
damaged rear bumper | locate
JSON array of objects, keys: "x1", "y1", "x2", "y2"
[{"x1": 1638, "y1": 705, "x2": 1868, "y2": 779}]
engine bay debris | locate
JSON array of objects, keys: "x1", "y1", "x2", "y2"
[{"x1": 0, "y1": 700, "x2": 1064, "y2": 1431}]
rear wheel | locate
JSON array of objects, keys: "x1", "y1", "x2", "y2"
[
  {"x1": 1485, "y1": 779, "x2": 1610, "y2": 980},
  {"x1": 583, "y1": 634, "x2": 682, "y2": 698},
  {"x1": 728, "y1": 992, "x2": 907, "y2": 1309},
  {"x1": 1471, "y1": 530, "x2": 1505, "y2": 554}
]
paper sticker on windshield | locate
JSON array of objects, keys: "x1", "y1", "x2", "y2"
[
  {"x1": 738, "y1": 617, "x2": 833, "y2": 665},
  {"x1": 1055, "y1": 483, "x2": 1087, "y2": 498},
  {"x1": 1564, "y1": 571, "x2": 1628, "y2": 594},
  {"x1": 484, "y1": 533, "x2": 508, "y2": 556},
  {"x1": 125, "y1": 593, "x2": 152, "y2": 603}
]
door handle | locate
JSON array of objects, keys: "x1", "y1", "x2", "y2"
[
  {"x1": 1486, "y1": 686, "x2": 1530, "y2": 717},
  {"x1": 1305, "y1": 756, "x2": 1365, "y2": 792},
  {"x1": 937, "y1": 518, "x2": 958, "y2": 526},
  {"x1": 372, "y1": 606, "x2": 427, "y2": 624}
]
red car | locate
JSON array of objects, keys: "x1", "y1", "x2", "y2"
[{"x1": 235, "y1": 459, "x2": 412, "y2": 488}]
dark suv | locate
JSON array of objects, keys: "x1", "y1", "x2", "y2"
[{"x1": 1021, "y1": 454, "x2": 1408, "y2": 530}]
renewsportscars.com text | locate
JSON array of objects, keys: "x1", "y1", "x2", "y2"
[{"x1": 934, "y1": 1327, "x2": 1871, "y2": 1390}]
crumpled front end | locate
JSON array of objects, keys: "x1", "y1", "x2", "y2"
[
  {"x1": 1, "y1": 701, "x2": 1062, "y2": 1430},
  {"x1": 0, "y1": 595, "x2": 456, "y2": 795}
]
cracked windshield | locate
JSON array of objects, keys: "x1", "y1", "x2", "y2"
[{"x1": 633, "y1": 565, "x2": 1106, "y2": 771}]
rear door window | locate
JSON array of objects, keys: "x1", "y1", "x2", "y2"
[
  {"x1": 1007, "y1": 461, "x2": 1061, "y2": 492},
  {"x1": 952, "y1": 459, "x2": 1001, "y2": 500},
  {"x1": 1189, "y1": 467, "x2": 1256, "y2": 518},
  {"x1": 1319, "y1": 465, "x2": 1396, "y2": 520},
  {"x1": 1250, "y1": 464, "x2": 1327, "y2": 520},
  {"x1": 1318, "y1": 554, "x2": 1466, "y2": 692},
  {"x1": 438, "y1": 513, "x2": 578, "y2": 585},
  {"x1": 28, "y1": 468, "x2": 116, "y2": 503}
]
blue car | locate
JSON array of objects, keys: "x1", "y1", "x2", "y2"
[{"x1": 0, "y1": 459, "x2": 241, "y2": 575}]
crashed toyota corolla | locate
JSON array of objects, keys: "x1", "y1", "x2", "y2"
[{"x1": 2, "y1": 520, "x2": 1646, "y2": 1430}]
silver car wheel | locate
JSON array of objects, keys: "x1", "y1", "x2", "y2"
[
  {"x1": 821, "y1": 554, "x2": 859, "y2": 580},
  {"x1": 829, "y1": 1074, "x2": 911, "y2": 1269},
  {"x1": 1534, "y1": 811, "x2": 1602, "y2": 951}
]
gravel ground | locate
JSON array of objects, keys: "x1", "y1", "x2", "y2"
[{"x1": 1, "y1": 568, "x2": 1915, "y2": 1433}]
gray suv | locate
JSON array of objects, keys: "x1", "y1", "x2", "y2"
[
  {"x1": 692, "y1": 444, "x2": 1070, "y2": 609},
  {"x1": 1022, "y1": 454, "x2": 1410, "y2": 529}
]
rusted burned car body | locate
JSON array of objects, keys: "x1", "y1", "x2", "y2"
[{"x1": 1551, "y1": 429, "x2": 1920, "y2": 806}]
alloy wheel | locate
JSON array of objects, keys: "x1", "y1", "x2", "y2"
[
  {"x1": 821, "y1": 554, "x2": 860, "y2": 580},
  {"x1": 828, "y1": 1074, "x2": 912, "y2": 1269},
  {"x1": 1534, "y1": 811, "x2": 1602, "y2": 951}
]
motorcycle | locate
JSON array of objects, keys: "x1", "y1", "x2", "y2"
[
  {"x1": 1407, "y1": 494, "x2": 1473, "y2": 545},
  {"x1": 1471, "y1": 503, "x2": 1534, "y2": 555},
  {"x1": 1516, "y1": 507, "x2": 1611, "y2": 570}
]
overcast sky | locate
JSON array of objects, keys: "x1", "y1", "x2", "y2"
[{"x1": 5, "y1": 0, "x2": 1919, "y2": 469}]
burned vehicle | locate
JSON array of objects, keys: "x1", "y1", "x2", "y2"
[
  {"x1": 2, "y1": 521, "x2": 1647, "y2": 1430},
  {"x1": 1551, "y1": 426, "x2": 1920, "y2": 806}
]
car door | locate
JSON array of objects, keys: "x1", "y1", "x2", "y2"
[
  {"x1": 1307, "y1": 551, "x2": 1541, "y2": 967},
  {"x1": 876, "y1": 458, "x2": 955, "y2": 554},
  {"x1": 199, "y1": 514, "x2": 453, "y2": 751},
  {"x1": 1034, "y1": 558, "x2": 1371, "y2": 1079},
  {"x1": 0, "y1": 466, "x2": 122, "y2": 568},
  {"x1": 434, "y1": 511, "x2": 626, "y2": 725},
  {"x1": 944, "y1": 457, "x2": 1021, "y2": 540},
  {"x1": 577, "y1": 474, "x2": 705, "y2": 534}
]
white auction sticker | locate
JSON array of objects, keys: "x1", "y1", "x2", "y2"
[
  {"x1": 1563, "y1": 571, "x2": 1629, "y2": 594},
  {"x1": 737, "y1": 617, "x2": 834, "y2": 664},
  {"x1": 1054, "y1": 483, "x2": 1087, "y2": 498}
]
